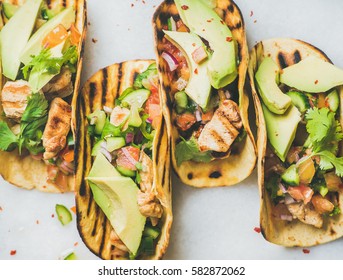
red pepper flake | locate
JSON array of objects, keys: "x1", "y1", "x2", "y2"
[
  {"x1": 87, "y1": 22, "x2": 91, "y2": 26},
  {"x1": 226, "y1": 37, "x2": 233, "y2": 42},
  {"x1": 181, "y1": 5, "x2": 189, "y2": 10},
  {"x1": 92, "y1": 38, "x2": 98, "y2": 43},
  {"x1": 10, "y1": 250, "x2": 16, "y2": 256},
  {"x1": 314, "y1": 80, "x2": 319, "y2": 84},
  {"x1": 303, "y1": 248, "x2": 310, "y2": 254},
  {"x1": 142, "y1": 0, "x2": 145, "y2": 4},
  {"x1": 202, "y1": 29, "x2": 205, "y2": 32},
  {"x1": 70, "y1": 206, "x2": 76, "y2": 214},
  {"x1": 192, "y1": 43, "x2": 196, "y2": 47},
  {"x1": 74, "y1": 242, "x2": 79, "y2": 247},
  {"x1": 194, "y1": 68, "x2": 198, "y2": 74},
  {"x1": 51, "y1": 213, "x2": 55, "y2": 218},
  {"x1": 250, "y1": 10, "x2": 254, "y2": 17},
  {"x1": 254, "y1": 20, "x2": 257, "y2": 23},
  {"x1": 254, "y1": 227, "x2": 261, "y2": 233},
  {"x1": 220, "y1": 20, "x2": 225, "y2": 25},
  {"x1": 131, "y1": 3, "x2": 134, "y2": 7},
  {"x1": 0, "y1": 206, "x2": 3, "y2": 211},
  {"x1": 36, "y1": 220, "x2": 40, "y2": 225}
]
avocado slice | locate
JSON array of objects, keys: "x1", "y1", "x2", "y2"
[
  {"x1": 164, "y1": 30, "x2": 211, "y2": 109},
  {"x1": 120, "y1": 88, "x2": 150, "y2": 108},
  {"x1": 255, "y1": 57, "x2": 292, "y2": 114},
  {"x1": 87, "y1": 153, "x2": 146, "y2": 255},
  {"x1": 280, "y1": 56, "x2": 343, "y2": 93},
  {"x1": 20, "y1": 7, "x2": 75, "y2": 65},
  {"x1": 262, "y1": 103, "x2": 301, "y2": 162},
  {"x1": 175, "y1": 0, "x2": 237, "y2": 89},
  {"x1": 0, "y1": 0, "x2": 42, "y2": 80}
]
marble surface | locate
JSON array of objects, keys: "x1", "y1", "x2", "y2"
[{"x1": 1, "y1": 0, "x2": 343, "y2": 260}]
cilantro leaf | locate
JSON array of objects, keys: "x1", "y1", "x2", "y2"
[
  {"x1": 133, "y1": 63, "x2": 157, "y2": 89},
  {"x1": 21, "y1": 92, "x2": 49, "y2": 122},
  {"x1": 0, "y1": 122, "x2": 18, "y2": 151},
  {"x1": 315, "y1": 150, "x2": 343, "y2": 176},
  {"x1": 306, "y1": 107, "x2": 343, "y2": 177},
  {"x1": 175, "y1": 136, "x2": 212, "y2": 166},
  {"x1": 22, "y1": 46, "x2": 78, "y2": 80},
  {"x1": 306, "y1": 107, "x2": 343, "y2": 154}
]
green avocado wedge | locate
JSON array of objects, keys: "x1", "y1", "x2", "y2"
[
  {"x1": 255, "y1": 57, "x2": 291, "y2": 114},
  {"x1": 174, "y1": 0, "x2": 237, "y2": 89},
  {"x1": 280, "y1": 56, "x2": 343, "y2": 93},
  {"x1": 86, "y1": 153, "x2": 146, "y2": 256},
  {"x1": 0, "y1": 0, "x2": 42, "y2": 80},
  {"x1": 163, "y1": 30, "x2": 211, "y2": 109}
]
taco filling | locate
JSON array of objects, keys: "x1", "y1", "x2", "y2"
[
  {"x1": 159, "y1": 0, "x2": 246, "y2": 166},
  {"x1": 255, "y1": 56, "x2": 343, "y2": 228},
  {"x1": 86, "y1": 63, "x2": 164, "y2": 259},
  {"x1": 0, "y1": 0, "x2": 81, "y2": 191}
]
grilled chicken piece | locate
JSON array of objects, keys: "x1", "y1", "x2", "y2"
[
  {"x1": 1, "y1": 80, "x2": 33, "y2": 121},
  {"x1": 42, "y1": 98, "x2": 72, "y2": 160},
  {"x1": 287, "y1": 202, "x2": 323, "y2": 228},
  {"x1": 197, "y1": 100, "x2": 242, "y2": 152},
  {"x1": 42, "y1": 68, "x2": 73, "y2": 100},
  {"x1": 137, "y1": 151, "x2": 163, "y2": 226}
]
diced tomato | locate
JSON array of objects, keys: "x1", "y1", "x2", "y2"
[
  {"x1": 116, "y1": 146, "x2": 140, "y2": 171},
  {"x1": 317, "y1": 93, "x2": 326, "y2": 108},
  {"x1": 62, "y1": 149, "x2": 74, "y2": 163},
  {"x1": 55, "y1": 172, "x2": 69, "y2": 192},
  {"x1": 176, "y1": 112, "x2": 196, "y2": 131},
  {"x1": 287, "y1": 185, "x2": 314, "y2": 204},
  {"x1": 201, "y1": 109, "x2": 214, "y2": 123},
  {"x1": 42, "y1": 24, "x2": 68, "y2": 49},
  {"x1": 47, "y1": 165, "x2": 59, "y2": 181},
  {"x1": 70, "y1": 24, "x2": 81, "y2": 46}
]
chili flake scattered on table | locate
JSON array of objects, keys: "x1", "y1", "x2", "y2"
[
  {"x1": 303, "y1": 249, "x2": 310, "y2": 254},
  {"x1": 226, "y1": 37, "x2": 233, "y2": 42},
  {"x1": 0, "y1": 206, "x2": 3, "y2": 211},
  {"x1": 10, "y1": 250, "x2": 16, "y2": 256},
  {"x1": 181, "y1": 5, "x2": 189, "y2": 10},
  {"x1": 70, "y1": 206, "x2": 77, "y2": 214},
  {"x1": 254, "y1": 227, "x2": 261, "y2": 233},
  {"x1": 92, "y1": 38, "x2": 98, "y2": 43},
  {"x1": 250, "y1": 10, "x2": 254, "y2": 17},
  {"x1": 315, "y1": 80, "x2": 319, "y2": 84},
  {"x1": 74, "y1": 242, "x2": 79, "y2": 247}
]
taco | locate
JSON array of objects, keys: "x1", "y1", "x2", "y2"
[
  {"x1": 0, "y1": 0, "x2": 86, "y2": 193},
  {"x1": 249, "y1": 38, "x2": 343, "y2": 246},
  {"x1": 153, "y1": 0, "x2": 256, "y2": 188},
  {"x1": 74, "y1": 60, "x2": 172, "y2": 260}
]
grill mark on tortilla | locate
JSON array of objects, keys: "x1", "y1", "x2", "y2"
[
  {"x1": 101, "y1": 67, "x2": 108, "y2": 106},
  {"x1": 99, "y1": 219, "x2": 107, "y2": 257},
  {"x1": 116, "y1": 64, "x2": 123, "y2": 97},
  {"x1": 277, "y1": 52, "x2": 288, "y2": 69},
  {"x1": 293, "y1": 50, "x2": 301, "y2": 64},
  {"x1": 232, "y1": 21, "x2": 242, "y2": 30},
  {"x1": 228, "y1": 3, "x2": 234, "y2": 13},
  {"x1": 187, "y1": 173, "x2": 193, "y2": 180},
  {"x1": 155, "y1": 117, "x2": 165, "y2": 166},
  {"x1": 160, "y1": 119, "x2": 167, "y2": 186},
  {"x1": 89, "y1": 82, "x2": 97, "y2": 110},
  {"x1": 62, "y1": 0, "x2": 67, "y2": 7},
  {"x1": 46, "y1": 0, "x2": 51, "y2": 8},
  {"x1": 91, "y1": 204, "x2": 101, "y2": 236},
  {"x1": 209, "y1": 171, "x2": 222, "y2": 178}
]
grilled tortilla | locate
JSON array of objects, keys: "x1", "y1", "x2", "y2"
[
  {"x1": 249, "y1": 38, "x2": 343, "y2": 246},
  {"x1": 75, "y1": 60, "x2": 172, "y2": 260},
  {"x1": 153, "y1": 0, "x2": 256, "y2": 188},
  {"x1": 0, "y1": 0, "x2": 87, "y2": 193}
]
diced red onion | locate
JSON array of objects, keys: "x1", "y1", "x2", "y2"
[
  {"x1": 285, "y1": 194, "x2": 296, "y2": 205},
  {"x1": 60, "y1": 161, "x2": 74, "y2": 174},
  {"x1": 125, "y1": 132, "x2": 134, "y2": 144},
  {"x1": 195, "y1": 109, "x2": 202, "y2": 122},
  {"x1": 280, "y1": 214, "x2": 293, "y2": 221},
  {"x1": 176, "y1": 77, "x2": 187, "y2": 91},
  {"x1": 103, "y1": 106, "x2": 113, "y2": 114},
  {"x1": 279, "y1": 183, "x2": 287, "y2": 194},
  {"x1": 224, "y1": 90, "x2": 231, "y2": 99},
  {"x1": 146, "y1": 118, "x2": 153, "y2": 124},
  {"x1": 162, "y1": 51, "x2": 178, "y2": 71},
  {"x1": 100, "y1": 147, "x2": 112, "y2": 162},
  {"x1": 121, "y1": 147, "x2": 138, "y2": 166}
]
